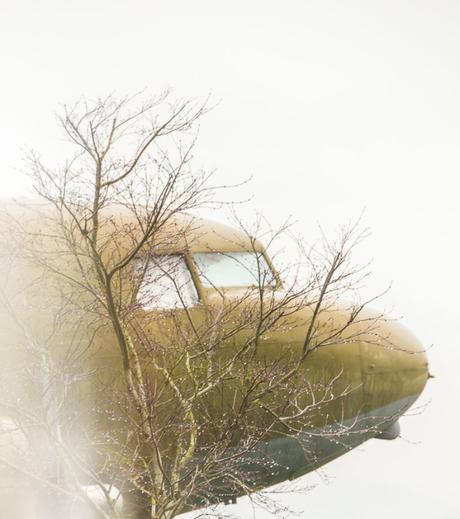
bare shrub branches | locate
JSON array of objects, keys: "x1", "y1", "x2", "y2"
[{"x1": 0, "y1": 93, "x2": 382, "y2": 519}]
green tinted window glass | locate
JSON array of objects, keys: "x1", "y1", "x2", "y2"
[{"x1": 193, "y1": 252, "x2": 275, "y2": 288}]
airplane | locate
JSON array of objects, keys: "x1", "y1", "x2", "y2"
[{"x1": 0, "y1": 205, "x2": 429, "y2": 518}]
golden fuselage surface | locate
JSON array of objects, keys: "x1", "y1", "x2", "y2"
[{"x1": 0, "y1": 206, "x2": 429, "y2": 514}]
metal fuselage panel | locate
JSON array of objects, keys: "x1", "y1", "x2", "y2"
[{"x1": 0, "y1": 208, "x2": 429, "y2": 509}]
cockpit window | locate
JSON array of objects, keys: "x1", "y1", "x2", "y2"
[
  {"x1": 134, "y1": 255, "x2": 199, "y2": 309},
  {"x1": 193, "y1": 252, "x2": 275, "y2": 288}
]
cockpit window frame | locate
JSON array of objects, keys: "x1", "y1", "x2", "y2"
[
  {"x1": 190, "y1": 250, "x2": 282, "y2": 291},
  {"x1": 133, "y1": 253, "x2": 202, "y2": 311}
]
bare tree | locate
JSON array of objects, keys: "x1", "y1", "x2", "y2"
[{"x1": 0, "y1": 93, "x2": 387, "y2": 519}]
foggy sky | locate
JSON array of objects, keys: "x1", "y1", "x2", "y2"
[{"x1": 1, "y1": 1, "x2": 458, "y2": 517}]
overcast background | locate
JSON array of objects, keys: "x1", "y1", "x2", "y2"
[{"x1": 1, "y1": 1, "x2": 458, "y2": 517}]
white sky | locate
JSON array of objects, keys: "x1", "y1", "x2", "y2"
[{"x1": 1, "y1": 1, "x2": 458, "y2": 517}]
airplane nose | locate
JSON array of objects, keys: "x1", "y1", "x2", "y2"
[{"x1": 360, "y1": 313, "x2": 430, "y2": 424}]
